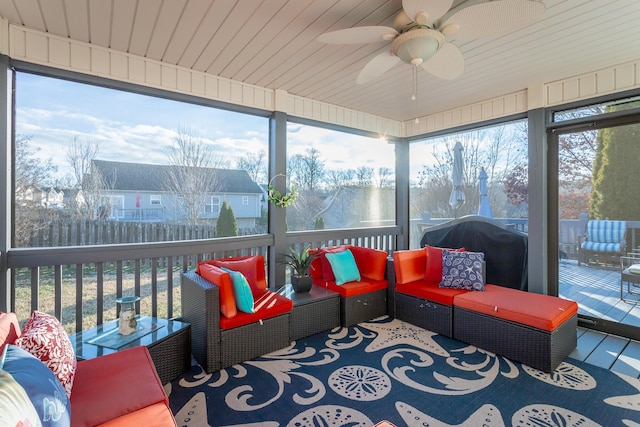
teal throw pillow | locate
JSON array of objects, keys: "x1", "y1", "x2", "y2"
[
  {"x1": 326, "y1": 249, "x2": 361, "y2": 285},
  {"x1": 221, "y1": 267, "x2": 255, "y2": 313}
]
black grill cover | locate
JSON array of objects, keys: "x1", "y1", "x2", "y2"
[{"x1": 420, "y1": 216, "x2": 528, "y2": 291}]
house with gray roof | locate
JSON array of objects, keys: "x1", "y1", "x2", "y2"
[{"x1": 89, "y1": 160, "x2": 263, "y2": 227}]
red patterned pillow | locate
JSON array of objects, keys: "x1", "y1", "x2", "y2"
[{"x1": 15, "y1": 311, "x2": 77, "y2": 397}]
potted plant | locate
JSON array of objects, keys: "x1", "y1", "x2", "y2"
[{"x1": 281, "y1": 245, "x2": 316, "y2": 293}]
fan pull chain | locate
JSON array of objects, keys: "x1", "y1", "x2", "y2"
[{"x1": 413, "y1": 65, "x2": 419, "y2": 124}]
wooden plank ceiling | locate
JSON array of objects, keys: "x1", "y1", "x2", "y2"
[{"x1": 0, "y1": 0, "x2": 638, "y2": 122}]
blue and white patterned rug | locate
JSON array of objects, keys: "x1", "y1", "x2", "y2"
[{"x1": 165, "y1": 316, "x2": 640, "y2": 426}]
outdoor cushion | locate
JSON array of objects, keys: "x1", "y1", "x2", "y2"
[
  {"x1": 425, "y1": 245, "x2": 465, "y2": 282},
  {"x1": 70, "y1": 346, "x2": 168, "y2": 427},
  {"x1": 220, "y1": 267, "x2": 255, "y2": 314},
  {"x1": 453, "y1": 284, "x2": 578, "y2": 332},
  {"x1": 0, "y1": 312, "x2": 20, "y2": 354},
  {"x1": 310, "y1": 246, "x2": 347, "y2": 282},
  {"x1": 15, "y1": 310, "x2": 77, "y2": 397},
  {"x1": 219, "y1": 289, "x2": 292, "y2": 330},
  {"x1": 392, "y1": 248, "x2": 427, "y2": 285},
  {"x1": 0, "y1": 344, "x2": 70, "y2": 427},
  {"x1": 581, "y1": 241, "x2": 622, "y2": 253},
  {"x1": 323, "y1": 278, "x2": 387, "y2": 298},
  {"x1": 440, "y1": 250, "x2": 485, "y2": 291},
  {"x1": 350, "y1": 245, "x2": 388, "y2": 281},
  {"x1": 396, "y1": 281, "x2": 467, "y2": 306},
  {"x1": 629, "y1": 264, "x2": 640, "y2": 275},
  {"x1": 585, "y1": 220, "x2": 626, "y2": 244},
  {"x1": 326, "y1": 249, "x2": 361, "y2": 285},
  {"x1": 208, "y1": 255, "x2": 268, "y2": 292},
  {"x1": 197, "y1": 263, "x2": 237, "y2": 318}
]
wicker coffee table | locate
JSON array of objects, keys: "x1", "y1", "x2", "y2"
[
  {"x1": 70, "y1": 316, "x2": 191, "y2": 384},
  {"x1": 278, "y1": 284, "x2": 340, "y2": 340}
]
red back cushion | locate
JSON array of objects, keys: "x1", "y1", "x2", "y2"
[
  {"x1": 314, "y1": 246, "x2": 349, "y2": 282},
  {"x1": 197, "y1": 263, "x2": 237, "y2": 318},
  {"x1": 210, "y1": 255, "x2": 267, "y2": 293},
  {"x1": 392, "y1": 248, "x2": 427, "y2": 284},
  {"x1": 0, "y1": 312, "x2": 21, "y2": 353},
  {"x1": 350, "y1": 246, "x2": 388, "y2": 281},
  {"x1": 425, "y1": 245, "x2": 464, "y2": 282}
]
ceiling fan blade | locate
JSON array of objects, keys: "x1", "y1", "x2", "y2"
[
  {"x1": 443, "y1": 0, "x2": 545, "y2": 41},
  {"x1": 402, "y1": 0, "x2": 454, "y2": 25},
  {"x1": 317, "y1": 26, "x2": 398, "y2": 44},
  {"x1": 356, "y1": 51, "x2": 402, "y2": 84},
  {"x1": 422, "y1": 42, "x2": 464, "y2": 80}
]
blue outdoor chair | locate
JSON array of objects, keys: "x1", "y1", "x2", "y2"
[{"x1": 578, "y1": 220, "x2": 627, "y2": 267}]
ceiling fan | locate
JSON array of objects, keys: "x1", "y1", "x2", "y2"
[{"x1": 316, "y1": 0, "x2": 545, "y2": 84}]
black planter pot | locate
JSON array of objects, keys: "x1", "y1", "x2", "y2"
[{"x1": 291, "y1": 275, "x2": 313, "y2": 293}]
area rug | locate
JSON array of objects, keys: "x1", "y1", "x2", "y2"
[{"x1": 165, "y1": 316, "x2": 640, "y2": 426}]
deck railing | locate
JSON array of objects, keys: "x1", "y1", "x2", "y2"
[{"x1": 6, "y1": 226, "x2": 401, "y2": 334}]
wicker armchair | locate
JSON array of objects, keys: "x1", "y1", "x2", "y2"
[{"x1": 180, "y1": 256, "x2": 292, "y2": 373}]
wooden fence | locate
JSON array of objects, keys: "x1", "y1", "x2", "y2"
[{"x1": 29, "y1": 219, "x2": 264, "y2": 247}]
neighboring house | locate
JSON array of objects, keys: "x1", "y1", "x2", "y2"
[
  {"x1": 15, "y1": 186, "x2": 65, "y2": 208},
  {"x1": 88, "y1": 160, "x2": 263, "y2": 228}
]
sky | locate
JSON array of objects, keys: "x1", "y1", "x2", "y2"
[{"x1": 14, "y1": 71, "x2": 399, "y2": 186}]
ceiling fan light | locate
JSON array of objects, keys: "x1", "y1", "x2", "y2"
[{"x1": 392, "y1": 29, "x2": 444, "y2": 66}]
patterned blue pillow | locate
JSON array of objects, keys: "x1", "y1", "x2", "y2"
[
  {"x1": 439, "y1": 250, "x2": 485, "y2": 291},
  {"x1": 220, "y1": 267, "x2": 255, "y2": 313},
  {"x1": 0, "y1": 344, "x2": 70, "y2": 427}
]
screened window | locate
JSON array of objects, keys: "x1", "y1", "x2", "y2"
[
  {"x1": 409, "y1": 120, "x2": 528, "y2": 248},
  {"x1": 285, "y1": 123, "x2": 396, "y2": 231},
  {"x1": 14, "y1": 71, "x2": 269, "y2": 247}
]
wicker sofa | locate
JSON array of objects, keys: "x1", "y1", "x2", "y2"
[
  {"x1": 180, "y1": 255, "x2": 293, "y2": 373},
  {"x1": 0, "y1": 311, "x2": 176, "y2": 427},
  {"x1": 309, "y1": 245, "x2": 389, "y2": 327},
  {"x1": 391, "y1": 247, "x2": 578, "y2": 372}
]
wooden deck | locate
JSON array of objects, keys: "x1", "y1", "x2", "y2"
[
  {"x1": 559, "y1": 259, "x2": 640, "y2": 326},
  {"x1": 560, "y1": 259, "x2": 640, "y2": 378}
]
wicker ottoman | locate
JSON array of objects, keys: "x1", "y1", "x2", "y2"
[
  {"x1": 395, "y1": 292, "x2": 453, "y2": 337},
  {"x1": 394, "y1": 281, "x2": 468, "y2": 338},
  {"x1": 453, "y1": 284, "x2": 578, "y2": 372},
  {"x1": 342, "y1": 288, "x2": 388, "y2": 327}
]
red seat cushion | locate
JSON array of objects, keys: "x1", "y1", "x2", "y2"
[
  {"x1": 219, "y1": 290, "x2": 293, "y2": 330},
  {"x1": 453, "y1": 284, "x2": 578, "y2": 331},
  {"x1": 196, "y1": 263, "x2": 237, "y2": 318},
  {"x1": 322, "y1": 278, "x2": 387, "y2": 298},
  {"x1": 70, "y1": 346, "x2": 168, "y2": 427},
  {"x1": 396, "y1": 280, "x2": 467, "y2": 306}
]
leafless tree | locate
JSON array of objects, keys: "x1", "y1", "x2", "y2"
[
  {"x1": 288, "y1": 148, "x2": 325, "y2": 191},
  {"x1": 236, "y1": 150, "x2": 267, "y2": 184},
  {"x1": 66, "y1": 137, "x2": 102, "y2": 218},
  {"x1": 355, "y1": 166, "x2": 373, "y2": 186},
  {"x1": 14, "y1": 134, "x2": 58, "y2": 247},
  {"x1": 164, "y1": 127, "x2": 224, "y2": 225},
  {"x1": 67, "y1": 136, "x2": 100, "y2": 189},
  {"x1": 373, "y1": 167, "x2": 393, "y2": 188}
]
